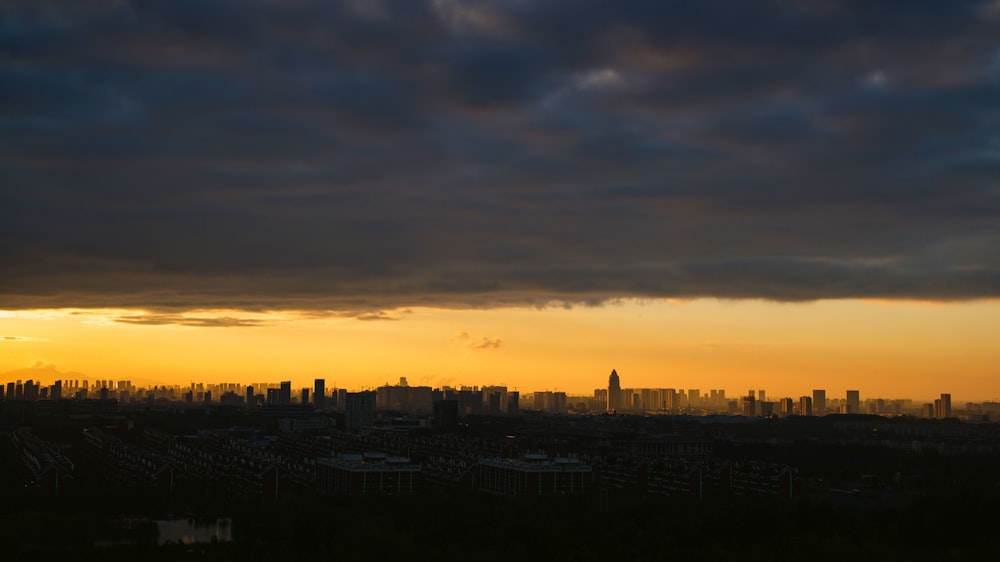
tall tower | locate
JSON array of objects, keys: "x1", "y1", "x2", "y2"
[
  {"x1": 607, "y1": 369, "x2": 621, "y2": 413},
  {"x1": 314, "y1": 378, "x2": 326, "y2": 410},
  {"x1": 812, "y1": 389, "x2": 826, "y2": 414},
  {"x1": 846, "y1": 390, "x2": 860, "y2": 413},
  {"x1": 937, "y1": 393, "x2": 952, "y2": 419}
]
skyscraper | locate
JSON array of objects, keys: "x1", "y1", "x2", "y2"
[
  {"x1": 937, "y1": 393, "x2": 952, "y2": 419},
  {"x1": 799, "y1": 396, "x2": 812, "y2": 416},
  {"x1": 279, "y1": 381, "x2": 291, "y2": 404},
  {"x1": 812, "y1": 389, "x2": 826, "y2": 414},
  {"x1": 314, "y1": 379, "x2": 325, "y2": 410},
  {"x1": 607, "y1": 369, "x2": 621, "y2": 413},
  {"x1": 846, "y1": 390, "x2": 860, "y2": 413},
  {"x1": 345, "y1": 391, "x2": 376, "y2": 429}
]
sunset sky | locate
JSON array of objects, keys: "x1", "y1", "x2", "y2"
[{"x1": 2, "y1": 2, "x2": 999, "y2": 402}]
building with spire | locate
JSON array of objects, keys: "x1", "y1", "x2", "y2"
[{"x1": 607, "y1": 369, "x2": 622, "y2": 413}]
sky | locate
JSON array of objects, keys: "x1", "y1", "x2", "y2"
[{"x1": 2, "y1": 1, "x2": 999, "y2": 401}]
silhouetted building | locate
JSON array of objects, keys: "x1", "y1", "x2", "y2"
[
  {"x1": 846, "y1": 390, "x2": 860, "y2": 413},
  {"x1": 433, "y1": 400, "x2": 459, "y2": 431},
  {"x1": 812, "y1": 389, "x2": 826, "y2": 414},
  {"x1": 936, "y1": 393, "x2": 952, "y2": 419},
  {"x1": 533, "y1": 391, "x2": 567, "y2": 414},
  {"x1": 345, "y1": 391, "x2": 376, "y2": 430},
  {"x1": 608, "y1": 369, "x2": 622, "y2": 413},
  {"x1": 630, "y1": 436, "x2": 713, "y2": 457},
  {"x1": 477, "y1": 455, "x2": 592, "y2": 496},
  {"x1": 317, "y1": 453, "x2": 420, "y2": 496},
  {"x1": 377, "y1": 383, "x2": 434, "y2": 415},
  {"x1": 922, "y1": 403, "x2": 935, "y2": 418},
  {"x1": 507, "y1": 391, "x2": 519, "y2": 415},
  {"x1": 313, "y1": 379, "x2": 325, "y2": 410},
  {"x1": 487, "y1": 391, "x2": 501, "y2": 414},
  {"x1": 279, "y1": 381, "x2": 292, "y2": 405},
  {"x1": 457, "y1": 389, "x2": 482, "y2": 417},
  {"x1": 799, "y1": 396, "x2": 812, "y2": 416},
  {"x1": 780, "y1": 397, "x2": 794, "y2": 417}
]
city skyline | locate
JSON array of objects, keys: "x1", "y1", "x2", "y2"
[
  {"x1": 0, "y1": 362, "x2": 978, "y2": 407},
  {"x1": 3, "y1": 3, "x2": 999, "y2": 403},
  {"x1": 3, "y1": 297, "x2": 999, "y2": 401}
]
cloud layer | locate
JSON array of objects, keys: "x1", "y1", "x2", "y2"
[{"x1": 2, "y1": 1, "x2": 999, "y2": 311}]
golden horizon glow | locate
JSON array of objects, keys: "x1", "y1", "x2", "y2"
[{"x1": 1, "y1": 299, "x2": 998, "y2": 403}]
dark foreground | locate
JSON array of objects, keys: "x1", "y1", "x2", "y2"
[{"x1": 2, "y1": 486, "x2": 997, "y2": 561}]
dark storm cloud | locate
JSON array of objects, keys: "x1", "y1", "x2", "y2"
[{"x1": 2, "y1": 0, "x2": 999, "y2": 312}]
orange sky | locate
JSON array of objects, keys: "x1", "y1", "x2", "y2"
[{"x1": 1, "y1": 298, "x2": 998, "y2": 403}]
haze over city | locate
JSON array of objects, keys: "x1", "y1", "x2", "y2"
[{"x1": 3, "y1": 2, "x2": 1000, "y2": 401}]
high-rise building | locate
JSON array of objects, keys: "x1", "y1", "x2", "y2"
[
  {"x1": 812, "y1": 390, "x2": 826, "y2": 414},
  {"x1": 433, "y1": 399, "x2": 459, "y2": 430},
  {"x1": 594, "y1": 388, "x2": 608, "y2": 409},
  {"x1": 301, "y1": 388, "x2": 309, "y2": 405},
  {"x1": 345, "y1": 391, "x2": 376, "y2": 429},
  {"x1": 314, "y1": 379, "x2": 326, "y2": 410},
  {"x1": 845, "y1": 390, "x2": 860, "y2": 413},
  {"x1": 279, "y1": 381, "x2": 292, "y2": 404},
  {"x1": 922, "y1": 403, "x2": 935, "y2": 418},
  {"x1": 607, "y1": 369, "x2": 621, "y2": 413},
  {"x1": 936, "y1": 393, "x2": 952, "y2": 419},
  {"x1": 780, "y1": 398, "x2": 794, "y2": 416},
  {"x1": 246, "y1": 385, "x2": 255, "y2": 406},
  {"x1": 663, "y1": 388, "x2": 677, "y2": 410},
  {"x1": 799, "y1": 396, "x2": 812, "y2": 416},
  {"x1": 507, "y1": 391, "x2": 519, "y2": 415}
]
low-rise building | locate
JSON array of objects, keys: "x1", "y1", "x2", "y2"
[
  {"x1": 317, "y1": 453, "x2": 420, "y2": 496},
  {"x1": 477, "y1": 454, "x2": 592, "y2": 496}
]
